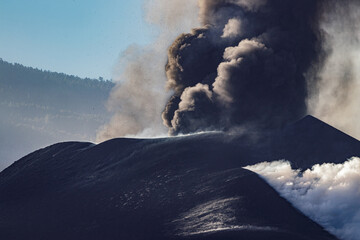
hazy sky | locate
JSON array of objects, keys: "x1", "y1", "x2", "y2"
[{"x1": 0, "y1": 0, "x2": 155, "y2": 79}]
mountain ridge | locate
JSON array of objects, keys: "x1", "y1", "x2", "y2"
[{"x1": 1, "y1": 115, "x2": 358, "y2": 239}]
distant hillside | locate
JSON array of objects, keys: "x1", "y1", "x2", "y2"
[{"x1": 0, "y1": 59, "x2": 115, "y2": 170}]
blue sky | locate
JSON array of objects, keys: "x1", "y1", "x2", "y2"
[{"x1": 0, "y1": 0, "x2": 155, "y2": 79}]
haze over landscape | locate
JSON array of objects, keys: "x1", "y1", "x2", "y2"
[
  {"x1": 0, "y1": 0, "x2": 360, "y2": 240},
  {"x1": 0, "y1": 59, "x2": 113, "y2": 170}
]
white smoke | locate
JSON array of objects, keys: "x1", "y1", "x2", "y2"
[
  {"x1": 222, "y1": 18, "x2": 242, "y2": 38},
  {"x1": 307, "y1": 0, "x2": 360, "y2": 140},
  {"x1": 245, "y1": 157, "x2": 360, "y2": 240},
  {"x1": 96, "y1": 0, "x2": 200, "y2": 142}
]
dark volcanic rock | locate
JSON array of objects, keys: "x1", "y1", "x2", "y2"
[{"x1": 1, "y1": 116, "x2": 358, "y2": 240}]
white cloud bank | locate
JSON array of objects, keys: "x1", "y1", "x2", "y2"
[{"x1": 245, "y1": 157, "x2": 360, "y2": 240}]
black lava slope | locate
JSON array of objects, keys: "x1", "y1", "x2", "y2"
[{"x1": 0, "y1": 116, "x2": 359, "y2": 240}]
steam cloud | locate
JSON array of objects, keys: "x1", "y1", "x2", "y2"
[{"x1": 245, "y1": 157, "x2": 360, "y2": 240}]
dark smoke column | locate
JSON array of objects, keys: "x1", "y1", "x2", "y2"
[{"x1": 162, "y1": 0, "x2": 320, "y2": 135}]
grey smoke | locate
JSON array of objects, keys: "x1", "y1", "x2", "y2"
[
  {"x1": 96, "y1": 0, "x2": 199, "y2": 141},
  {"x1": 163, "y1": 0, "x2": 319, "y2": 135},
  {"x1": 96, "y1": 46, "x2": 169, "y2": 140},
  {"x1": 307, "y1": 0, "x2": 360, "y2": 140},
  {"x1": 245, "y1": 157, "x2": 360, "y2": 240},
  {"x1": 198, "y1": 0, "x2": 267, "y2": 25},
  {"x1": 98, "y1": 0, "x2": 360, "y2": 140}
]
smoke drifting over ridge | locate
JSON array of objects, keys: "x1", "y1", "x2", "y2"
[
  {"x1": 163, "y1": 0, "x2": 320, "y2": 135},
  {"x1": 245, "y1": 157, "x2": 360, "y2": 240}
]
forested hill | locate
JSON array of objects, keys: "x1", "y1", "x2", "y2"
[
  {"x1": 0, "y1": 58, "x2": 115, "y2": 171},
  {"x1": 0, "y1": 59, "x2": 113, "y2": 108}
]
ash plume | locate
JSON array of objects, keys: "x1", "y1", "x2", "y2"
[
  {"x1": 98, "y1": 0, "x2": 360, "y2": 140},
  {"x1": 162, "y1": 0, "x2": 320, "y2": 135}
]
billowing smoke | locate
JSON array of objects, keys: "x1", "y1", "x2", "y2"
[
  {"x1": 307, "y1": 0, "x2": 360, "y2": 140},
  {"x1": 245, "y1": 157, "x2": 360, "y2": 240},
  {"x1": 96, "y1": 0, "x2": 199, "y2": 141},
  {"x1": 98, "y1": 0, "x2": 359, "y2": 140},
  {"x1": 162, "y1": 0, "x2": 320, "y2": 135},
  {"x1": 96, "y1": 46, "x2": 168, "y2": 140}
]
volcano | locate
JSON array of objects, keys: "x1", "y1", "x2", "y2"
[{"x1": 0, "y1": 115, "x2": 359, "y2": 240}]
